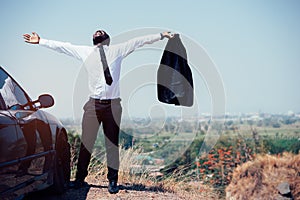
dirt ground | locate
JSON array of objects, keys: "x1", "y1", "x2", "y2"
[{"x1": 24, "y1": 180, "x2": 187, "y2": 200}]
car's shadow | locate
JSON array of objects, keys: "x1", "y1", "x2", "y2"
[{"x1": 23, "y1": 186, "x2": 91, "y2": 200}]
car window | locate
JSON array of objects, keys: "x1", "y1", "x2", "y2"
[{"x1": 0, "y1": 68, "x2": 30, "y2": 110}]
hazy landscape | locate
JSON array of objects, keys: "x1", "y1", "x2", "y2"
[{"x1": 60, "y1": 111, "x2": 300, "y2": 199}]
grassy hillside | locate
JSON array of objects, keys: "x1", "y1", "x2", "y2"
[{"x1": 64, "y1": 116, "x2": 300, "y2": 199}]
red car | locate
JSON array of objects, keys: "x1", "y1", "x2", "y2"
[{"x1": 0, "y1": 66, "x2": 70, "y2": 199}]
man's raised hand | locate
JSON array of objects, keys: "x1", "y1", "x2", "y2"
[
  {"x1": 23, "y1": 32, "x2": 40, "y2": 44},
  {"x1": 162, "y1": 32, "x2": 175, "y2": 39}
]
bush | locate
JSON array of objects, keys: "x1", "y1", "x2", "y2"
[
  {"x1": 226, "y1": 153, "x2": 300, "y2": 200},
  {"x1": 263, "y1": 137, "x2": 300, "y2": 154}
]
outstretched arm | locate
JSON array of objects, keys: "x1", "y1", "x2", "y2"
[
  {"x1": 117, "y1": 31, "x2": 175, "y2": 58},
  {"x1": 23, "y1": 32, "x2": 40, "y2": 44},
  {"x1": 22, "y1": 32, "x2": 91, "y2": 62}
]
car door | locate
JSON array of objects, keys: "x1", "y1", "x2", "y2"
[
  {"x1": 0, "y1": 109, "x2": 19, "y2": 196},
  {"x1": 11, "y1": 110, "x2": 54, "y2": 197},
  {"x1": 0, "y1": 69, "x2": 26, "y2": 197},
  {"x1": 0, "y1": 67, "x2": 49, "y2": 195}
]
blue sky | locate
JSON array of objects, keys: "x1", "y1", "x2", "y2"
[{"x1": 0, "y1": 0, "x2": 300, "y2": 119}]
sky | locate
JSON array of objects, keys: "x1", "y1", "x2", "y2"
[{"x1": 0, "y1": 0, "x2": 300, "y2": 119}]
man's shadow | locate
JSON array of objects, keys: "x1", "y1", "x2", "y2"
[
  {"x1": 89, "y1": 182, "x2": 166, "y2": 192},
  {"x1": 24, "y1": 182, "x2": 166, "y2": 200},
  {"x1": 67, "y1": 182, "x2": 167, "y2": 200}
]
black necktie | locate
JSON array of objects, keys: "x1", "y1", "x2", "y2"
[{"x1": 98, "y1": 45, "x2": 113, "y2": 85}]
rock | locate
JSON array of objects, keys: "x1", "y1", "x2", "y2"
[
  {"x1": 276, "y1": 182, "x2": 293, "y2": 200},
  {"x1": 277, "y1": 182, "x2": 290, "y2": 195}
]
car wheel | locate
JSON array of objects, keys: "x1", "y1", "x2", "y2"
[{"x1": 51, "y1": 131, "x2": 70, "y2": 194}]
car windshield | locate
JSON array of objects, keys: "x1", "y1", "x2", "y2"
[{"x1": 0, "y1": 67, "x2": 30, "y2": 110}]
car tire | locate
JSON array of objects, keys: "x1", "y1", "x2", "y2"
[{"x1": 51, "y1": 131, "x2": 70, "y2": 194}]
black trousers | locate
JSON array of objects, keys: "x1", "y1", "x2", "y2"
[{"x1": 75, "y1": 98, "x2": 122, "y2": 182}]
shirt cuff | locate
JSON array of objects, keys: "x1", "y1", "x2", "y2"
[{"x1": 39, "y1": 38, "x2": 48, "y2": 46}]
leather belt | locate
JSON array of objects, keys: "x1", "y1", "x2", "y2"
[
  {"x1": 90, "y1": 98, "x2": 121, "y2": 104},
  {"x1": 98, "y1": 99, "x2": 111, "y2": 104}
]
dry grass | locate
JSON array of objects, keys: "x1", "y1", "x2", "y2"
[
  {"x1": 71, "y1": 147, "x2": 219, "y2": 199},
  {"x1": 160, "y1": 174, "x2": 220, "y2": 199},
  {"x1": 225, "y1": 152, "x2": 300, "y2": 200}
]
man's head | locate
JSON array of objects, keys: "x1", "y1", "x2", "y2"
[{"x1": 93, "y1": 30, "x2": 110, "y2": 46}]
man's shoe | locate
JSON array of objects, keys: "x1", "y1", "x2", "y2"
[
  {"x1": 69, "y1": 180, "x2": 88, "y2": 189},
  {"x1": 108, "y1": 181, "x2": 119, "y2": 194}
]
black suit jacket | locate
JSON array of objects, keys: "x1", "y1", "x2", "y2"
[{"x1": 157, "y1": 34, "x2": 194, "y2": 106}]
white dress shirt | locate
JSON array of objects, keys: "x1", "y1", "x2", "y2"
[{"x1": 39, "y1": 33, "x2": 161, "y2": 100}]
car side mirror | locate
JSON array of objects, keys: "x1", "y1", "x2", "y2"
[{"x1": 38, "y1": 94, "x2": 54, "y2": 108}]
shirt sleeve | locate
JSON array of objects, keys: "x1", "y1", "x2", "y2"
[
  {"x1": 115, "y1": 33, "x2": 161, "y2": 58},
  {"x1": 39, "y1": 38, "x2": 91, "y2": 62}
]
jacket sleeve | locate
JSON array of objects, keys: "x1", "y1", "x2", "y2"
[
  {"x1": 39, "y1": 39, "x2": 91, "y2": 62},
  {"x1": 115, "y1": 33, "x2": 161, "y2": 58}
]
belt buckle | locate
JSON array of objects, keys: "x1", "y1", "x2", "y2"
[{"x1": 100, "y1": 99, "x2": 110, "y2": 104}]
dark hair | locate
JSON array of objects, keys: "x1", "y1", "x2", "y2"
[{"x1": 93, "y1": 30, "x2": 110, "y2": 46}]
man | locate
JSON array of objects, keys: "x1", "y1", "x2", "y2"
[{"x1": 23, "y1": 29, "x2": 173, "y2": 194}]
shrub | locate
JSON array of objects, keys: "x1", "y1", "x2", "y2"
[
  {"x1": 225, "y1": 153, "x2": 300, "y2": 200},
  {"x1": 263, "y1": 137, "x2": 300, "y2": 154}
]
